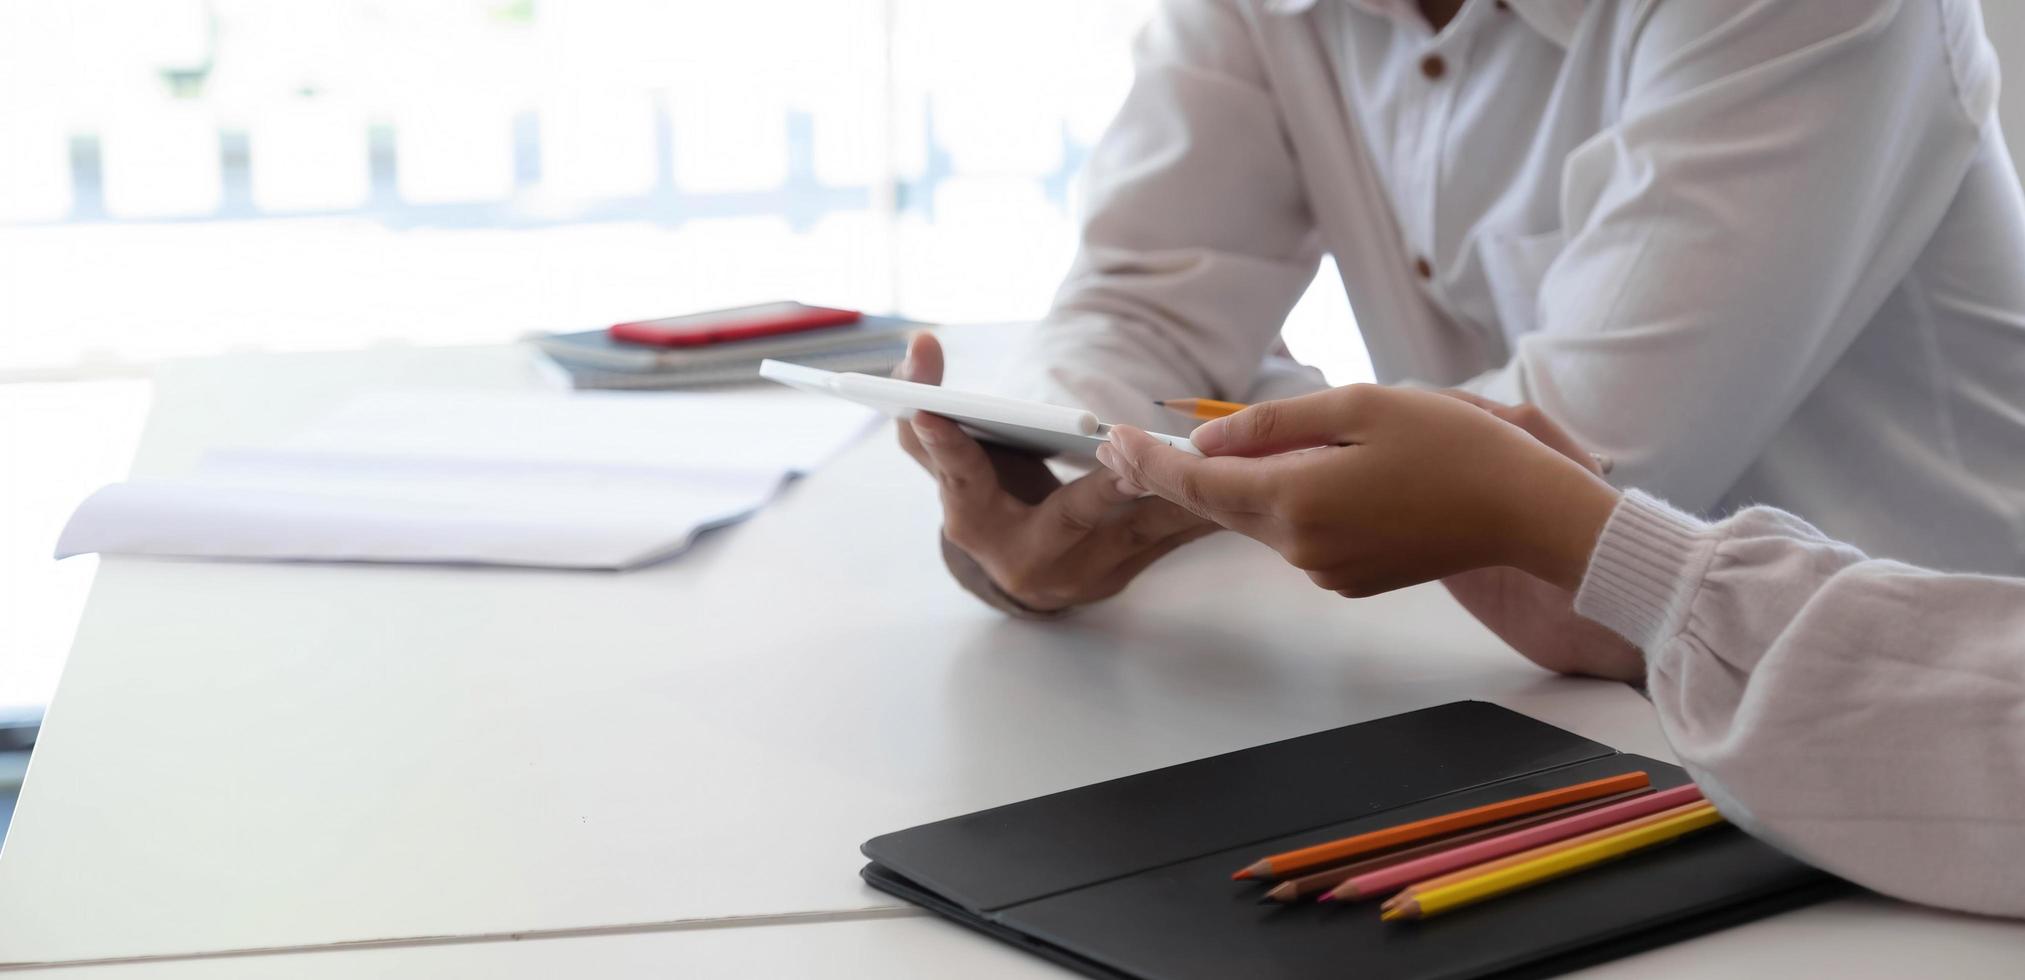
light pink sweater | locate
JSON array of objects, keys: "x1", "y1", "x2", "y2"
[{"x1": 1574, "y1": 492, "x2": 2025, "y2": 917}]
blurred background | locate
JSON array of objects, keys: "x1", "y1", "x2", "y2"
[
  {"x1": 7, "y1": 0, "x2": 2025, "y2": 719},
  {"x1": 0, "y1": 0, "x2": 1373, "y2": 720}
]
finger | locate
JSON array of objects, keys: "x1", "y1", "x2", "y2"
[
  {"x1": 912, "y1": 413, "x2": 1019, "y2": 547},
  {"x1": 892, "y1": 332, "x2": 948, "y2": 468},
  {"x1": 1044, "y1": 464, "x2": 1141, "y2": 537},
  {"x1": 896, "y1": 412, "x2": 933, "y2": 469},
  {"x1": 1098, "y1": 425, "x2": 1271, "y2": 523},
  {"x1": 1051, "y1": 502, "x2": 1220, "y2": 604},
  {"x1": 1111, "y1": 495, "x2": 1220, "y2": 551},
  {"x1": 1042, "y1": 466, "x2": 1210, "y2": 554},
  {"x1": 1087, "y1": 517, "x2": 1221, "y2": 590},
  {"x1": 1188, "y1": 385, "x2": 1381, "y2": 457},
  {"x1": 892, "y1": 331, "x2": 944, "y2": 385}
]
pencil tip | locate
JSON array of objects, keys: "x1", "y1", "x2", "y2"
[
  {"x1": 1231, "y1": 869, "x2": 1253, "y2": 881},
  {"x1": 1382, "y1": 900, "x2": 1421, "y2": 922},
  {"x1": 1314, "y1": 893, "x2": 1333, "y2": 904}
]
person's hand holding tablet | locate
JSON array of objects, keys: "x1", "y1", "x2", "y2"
[
  {"x1": 891, "y1": 333, "x2": 1216, "y2": 616},
  {"x1": 1096, "y1": 385, "x2": 1644, "y2": 679}
]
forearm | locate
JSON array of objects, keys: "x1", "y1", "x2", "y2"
[
  {"x1": 1436, "y1": 449, "x2": 1638, "y2": 682},
  {"x1": 1574, "y1": 492, "x2": 2025, "y2": 916},
  {"x1": 1014, "y1": 0, "x2": 1323, "y2": 430}
]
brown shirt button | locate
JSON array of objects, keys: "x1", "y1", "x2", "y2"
[
  {"x1": 1420, "y1": 54, "x2": 1446, "y2": 80},
  {"x1": 1414, "y1": 256, "x2": 1433, "y2": 280}
]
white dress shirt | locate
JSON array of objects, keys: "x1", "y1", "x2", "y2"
[{"x1": 1015, "y1": 0, "x2": 2025, "y2": 574}]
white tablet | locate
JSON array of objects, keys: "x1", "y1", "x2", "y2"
[{"x1": 760, "y1": 360, "x2": 1202, "y2": 457}]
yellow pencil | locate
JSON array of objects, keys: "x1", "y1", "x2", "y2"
[
  {"x1": 1381, "y1": 803, "x2": 1725, "y2": 922},
  {"x1": 1376, "y1": 799, "x2": 1708, "y2": 905},
  {"x1": 1154, "y1": 398, "x2": 1247, "y2": 421}
]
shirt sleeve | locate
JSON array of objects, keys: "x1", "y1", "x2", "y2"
[
  {"x1": 1008, "y1": 0, "x2": 1329, "y2": 432},
  {"x1": 1467, "y1": 0, "x2": 1999, "y2": 510},
  {"x1": 1574, "y1": 490, "x2": 2025, "y2": 917}
]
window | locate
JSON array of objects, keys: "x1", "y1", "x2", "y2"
[{"x1": 0, "y1": 0, "x2": 1367, "y2": 376}]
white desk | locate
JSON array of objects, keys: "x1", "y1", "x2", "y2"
[
  {"x1": 5, "y1": 898, "x2": 2023, "y2": 979},
  {"x1": 3, "y1": 335, "x2": 2020, "y2": 976},
  {"x1": 3, "y1": 899, "x2": 2022, "y2": 979}
]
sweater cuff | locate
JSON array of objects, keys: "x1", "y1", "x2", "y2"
[{"x1": 1573, "y1": 491, "x2": 1719, "y2": 652}]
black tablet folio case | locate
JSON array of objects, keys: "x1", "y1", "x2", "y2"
[{"x1": 861, "y1": 701, "x2": 1846, "y2": 980}]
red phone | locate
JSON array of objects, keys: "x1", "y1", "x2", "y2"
[{"x1": 609, "y1": 302, "x2": 861, "y2": 347}]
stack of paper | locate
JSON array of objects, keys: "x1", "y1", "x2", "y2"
[{"x1": 57, "y1": 389, "x2": 878, "y2": 570}]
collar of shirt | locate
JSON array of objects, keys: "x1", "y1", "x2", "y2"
[{"x1": 1262, "y1": 0, "x2": 1586, "y2": 48}]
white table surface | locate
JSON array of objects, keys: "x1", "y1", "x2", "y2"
[
  {"x1": 6, "y1": 897, "x2": 2025, "y2": 980},
  {"x1": 5, "y1": 897, "x2": 2023, "y2": 980},
  {"x1": 3, "y1": 332, "x2": 2019, "y2": 975}
]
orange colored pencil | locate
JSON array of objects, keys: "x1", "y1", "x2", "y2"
[
  {"x1": 1154, "y1": 397, "x2": 1247, "y2": 421},
  {"x1": 1232, "y1": 771, "x2": 1650, "y2": 881}
]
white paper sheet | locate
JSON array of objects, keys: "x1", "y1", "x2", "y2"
[
  {"x1": 57, "y1": 388, "x2": 878, "y2": 570},
  {"x1": 273, "y1": 389, "x2": 876, "y2": 474}
]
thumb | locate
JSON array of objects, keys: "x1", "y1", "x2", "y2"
[
  {"x1": 1189, "y1": 385, "x2": 1376, "y2": 457},
  {"x1": 893, "y1": 331, "x2": 944, "y2": 385}
]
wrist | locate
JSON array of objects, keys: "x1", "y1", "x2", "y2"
[{"x1": 1507, "y1": 463, "x2": 1621, "y2": 591}]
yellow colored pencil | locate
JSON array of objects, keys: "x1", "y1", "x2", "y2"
[
  {"x1": 1154, "y1": 398, "x2": 1247, "y2": 421},
  {"x1": 1377, "y1": 799, "x2": 1709, "y2": 905},
  {"x1": 1381, "y1": 803, "x2": 1725, "y2": 922}
]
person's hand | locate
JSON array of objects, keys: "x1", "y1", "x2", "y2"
[
  {"x1": 1095, "y1": 384, "x2": 1642, "y2": 679},
  {"x1": 892, "y1": 333, "x2": 1216, "y2": 615},
  {"x1": 1096, "y1": 384, "x2": 1620, "y2": 594}
]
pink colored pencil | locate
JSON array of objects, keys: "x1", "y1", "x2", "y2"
[{"x1": 1325, "y1": 782, "x2": 1706, "y2": 902}]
